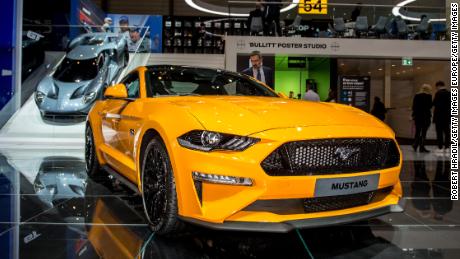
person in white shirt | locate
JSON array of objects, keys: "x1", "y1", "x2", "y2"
[
  {"x1": 303, "y1": 83, "x2": 320, "y2": 102},
  {"x1": 101, "y1": 17, "x2": 113, "y2": 32}
]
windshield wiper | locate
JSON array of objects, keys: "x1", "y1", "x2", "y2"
[
  {"x1": 152, "y1": 93, "x2": 201, "y2": 98},
  {"x1": 176, "y1": 93, "x2": 201, "y2": 96}
]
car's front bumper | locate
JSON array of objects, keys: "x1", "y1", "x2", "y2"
[
  {"x1": 169, "y1": 125, "x2": 403, "y2": 227},
  {"x1": 36, "y1": 96, "x2": 94, "y2": 116},
  {"x1": 180, "y1": 200, "x2": 404, "y2": 233}
]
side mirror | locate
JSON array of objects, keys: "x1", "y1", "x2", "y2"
[
  {"x1": 104, "y1": 83, "x2": 128, "y2": 99},
  {"x1": 278, "y1": 92, "x2": 288, "y2": 99}
]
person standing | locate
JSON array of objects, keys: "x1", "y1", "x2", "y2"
[
  {"x1": 263, "y1": 0, "x2": 282, "y2": 36},
  {"x1": 432, "y1": 81, "x2": 450, "y2": 153},
  {"x1": 241, "y1": 51, "x2": 274, "y2": 89},
  {"x1": 350, "y1": 3, "x2": 362, "y2": 22},
  {"x1": 303, "y1": 83, "x2": 320, "y2": 102},
  {"x1": 412, "y1": 84, "x2": 433, "y2": 153},
  {"x1": 118, "y1": 16, "x2": 130, "y2": 38},
  {"x1": 247, "y1": 0, "x2": 264, "y2": 35},
  {"x1": 101, "y1": 17, "x2": 113, "y2": 32},
  {"x1": 325, "y1": 88, "x2": 337, "y2": 102},
  {"x1": 371, "y1": 96, "x2": 387, "y2": 121}
]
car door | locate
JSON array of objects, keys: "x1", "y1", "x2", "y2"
[{"x1": 100, "y1": 71, "x2": 142, "y2": 182}]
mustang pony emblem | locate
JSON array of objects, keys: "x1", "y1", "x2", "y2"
[{"x1": 334, "y1": 147, "x2": 360, "y2": 161}]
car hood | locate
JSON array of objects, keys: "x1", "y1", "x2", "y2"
[
  {"x1": 37, "y1": 76, "x2": 91, "y2": 96},
  {"x1": 168, "y1": 96, "x2": 387, "y2": 135},
  {"x1": 37, "y1": 74, "x2": 106, "y2": 100},
  {"x1": 53, "y1": 79, "x2": 93, "y2": 97}
]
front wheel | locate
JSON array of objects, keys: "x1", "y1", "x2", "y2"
[{"x1": 141, "y1": 136, "x2": 183, "y2": 235}]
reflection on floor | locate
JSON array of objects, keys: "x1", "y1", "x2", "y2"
[{"x1": 0, "y1": 146, "x2": 458, "y2": 259}]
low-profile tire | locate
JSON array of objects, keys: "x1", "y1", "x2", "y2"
[
  {"x1": 85, "y1": 125, "x2": 100, "y2": 177},
  {"x1": 141, "y1": 136, "x2": 183, "y2": 235}
]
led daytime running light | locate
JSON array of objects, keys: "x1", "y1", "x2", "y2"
[{"x1": 192, "y1": 171, "x2": 253, "y2": 186}]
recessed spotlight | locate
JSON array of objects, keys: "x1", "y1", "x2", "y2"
[
  {"x1": 340, "y1": 63, "x2": 345, "y2": 66},
  {"x1": 378, "y1": 68, "x2": 383, "y2": 71},
  {"x1": 392, "y1": 64, "x2": 396, "y2": 67}
]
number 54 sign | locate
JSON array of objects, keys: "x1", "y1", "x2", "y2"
[{"x1": 298, "y1": 0, "x2": 328, "y2": 14}]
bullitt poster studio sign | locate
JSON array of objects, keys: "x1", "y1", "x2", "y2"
[{"x1": 247, "y1": 42, "x2": 328, "y2": 50}]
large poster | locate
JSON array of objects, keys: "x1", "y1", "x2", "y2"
[
  {"x1": 108, "y1": 14, "x2": 163, "y2": 53},
  {"x1": 236, "y1": 52, "x2": 275, "y2": 89},
  {"x1": 339, "y1": 76, "x2": 371, "y2": 111}
]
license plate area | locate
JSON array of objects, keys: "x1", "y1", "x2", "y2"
[{"x1": 314, "y1": 174, "x2": 380, "y2": 198}]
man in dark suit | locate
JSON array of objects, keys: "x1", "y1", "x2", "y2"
[
  {"x1": 412, "y1": 84, "x2": 433, "y2": 153},
  {"x1": 371, "y1": 96, "x2": 387, "y2": 121},
  {"x1": 433, "y1": 81, "x2": 450, "y2": 153},
  {"x1": 242, "y1": 51, "x2": 274, "y2": 89}
]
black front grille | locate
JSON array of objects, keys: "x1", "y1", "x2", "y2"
[
  {"x1": 303, "y1": 187, "x2": 392, "y2": 213},
  {"x1": 243, "y1": 187, "x2": 393, "y2": 214},
  {"x1": 261, "y1": 138, "x2": 400, "y2": 176}
]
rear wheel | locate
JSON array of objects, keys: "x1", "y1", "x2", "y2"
[
  {"x1": 141, "y1": 136, "x2": 183, "y2": 235},
  {"x1": 85, "y1": 125, "x2": 100, "y2": 177}
]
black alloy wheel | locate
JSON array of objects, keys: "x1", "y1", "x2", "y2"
[{"x1": 141, "y1": 136, "x2": 183, "y2": 234}]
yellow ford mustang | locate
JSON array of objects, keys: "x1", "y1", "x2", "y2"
[{"x1": 85, "y1": 65, "x2": 403, "y2": 234}]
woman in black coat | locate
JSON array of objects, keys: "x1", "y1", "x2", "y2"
[
  {"x1": 371, "y1": 96, "x2": 387, "y2": 121},
  {"x1": 412, "y1": 84, "x2": 433, "y2": 152}
]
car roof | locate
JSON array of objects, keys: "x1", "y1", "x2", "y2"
[{"x1": 67, "y1": 33, "x2": 121, "y2": 60}]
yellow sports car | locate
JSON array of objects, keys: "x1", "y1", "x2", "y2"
[{"x1": 85, "y1": 65, "x2": 403, "y2": 234}]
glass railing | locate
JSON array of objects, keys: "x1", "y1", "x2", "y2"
[{"x1": 219, "y1": 1, "x2": 448, "y2": 40}]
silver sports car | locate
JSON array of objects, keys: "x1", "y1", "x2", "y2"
[{"x1": 35, "y1": 33, "x2": 129, "y2": 116}]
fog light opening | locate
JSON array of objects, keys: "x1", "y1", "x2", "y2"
[{"x1": 192, "y1": 171, "x2": 253, "y2": 186}]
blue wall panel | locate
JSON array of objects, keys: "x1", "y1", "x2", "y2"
[{"x1": 0, "y1": 0, "x2": 16, "y2": 112}]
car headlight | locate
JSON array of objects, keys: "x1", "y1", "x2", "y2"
[
  {"x1": 83, "y1": 92, "x2": 97, "y2": 103},
  {"x1": 178, "y1": 130, "x2": 260, "y2": 151},
  {"x1": 35, "y1": 91, "x2": 46, "y2": 104}
]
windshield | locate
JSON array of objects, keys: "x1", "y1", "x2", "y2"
[
  {"x1": 146, "y1": 66, "x2": 278, "y2": 98},
  {"x1": 81, "y1": 37, "x2": 105, "y2": 45},
  {"x1": 53, "y1": 57, "x2": 99, "y2": 83}
]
